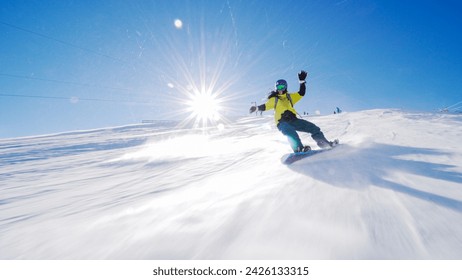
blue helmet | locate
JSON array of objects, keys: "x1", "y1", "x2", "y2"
[{"x1": 275, "y1": 79, "x2": 287, "y2": 91}]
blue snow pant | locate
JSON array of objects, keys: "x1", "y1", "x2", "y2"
[{"x1": 277, "y1": 118, "x2": 331, "y2": 152}]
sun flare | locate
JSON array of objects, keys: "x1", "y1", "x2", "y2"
[
  {"x1": 187, "y1": 90, "x2": 222, "y2": 126},
  {"x1": 158, "y1": 21, "x2": 245, "y2": 130}
]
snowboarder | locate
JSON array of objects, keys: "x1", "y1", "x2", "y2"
[{"x1": 249, "y1": 70, "x2": 337, "y2": 152}]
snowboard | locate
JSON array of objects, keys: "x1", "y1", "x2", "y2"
[{"x1": 281, "y1": 141, "x2": 339, "y2": 165}]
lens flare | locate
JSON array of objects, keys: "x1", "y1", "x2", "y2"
[
  {"x1": 178, "y1": 83, "x2": 229, "y2": 129},
  {"x1": 187, "y1": 90, "x2": 221, "y2": 123},
  {"x1": 149, "y1": 10, "x2": 255, "y2": 130},
  {"x1": 174, "y1": 19, "x2": 183, "y2": 29},
  {"x1": 158, "y1": 37, "x2": 241, "y2": 130}
]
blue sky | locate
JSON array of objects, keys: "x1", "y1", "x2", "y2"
[{"x1": 1, "y1": 0, "x2": 461, "y2": 138}]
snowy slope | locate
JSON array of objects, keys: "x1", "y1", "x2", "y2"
[{"x1": 1, "y1": 109, "x2": 462, "y2": 259}]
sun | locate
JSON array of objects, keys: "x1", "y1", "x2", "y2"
[
  {"x1": 166, "y1": 77, "x2": 233, "y2": 130},
  {"x1": 186, "y1": 90, "x2": 222, "y2": 127},
  {"x1": 157, "y1": 21, "x2": 244, "y2": 130}
]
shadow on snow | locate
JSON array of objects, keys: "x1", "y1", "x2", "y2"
[{"x1": 288, "y1": 143, "x2": 462, "y2": 212}]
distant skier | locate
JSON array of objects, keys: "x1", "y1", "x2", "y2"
[{"x1": 249, "y1": 70, "x2": 337, "y2": 152}]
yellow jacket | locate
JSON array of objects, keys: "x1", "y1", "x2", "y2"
[{"x1": 262, "y1": 92, "x2": 303, "y2": 124}]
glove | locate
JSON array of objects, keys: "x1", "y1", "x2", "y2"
[
  {"x1": 298, "y1": 70, "x2": 307, "y2": 82},
  {"x1": 249, "y1": 106, "x2": 257, "y2": 114}
]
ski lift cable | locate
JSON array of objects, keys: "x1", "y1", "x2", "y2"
[
  {"x1": 0, "y1": 73, "x2": 160, "y2": 100},
  {"x1": 0, "y1": 73, "x2": 134, "y2": 92},
  {"x1": 0, "y1": 21, "x2": 173, "y2": 107},
  {"x1": 0, "y1": 92, "x2": 160, "y2": 105},
  {"x1": 0, "y1": 22, "x2": 151, "y2": 101},
  {"x1": 445, "y1": 100, "x2": 462, "y2": 110},
  {"x1": 0, "y1": 20, "x2": 126, "y2": 64}
]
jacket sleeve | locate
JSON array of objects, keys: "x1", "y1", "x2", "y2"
[
  {"x1": 290, "y1": 92, "x2": 303, "y2": 104},
  {"x1": 298, "y1": 82, "x2": 306, "y2": 96},
  {"x1": 262, "y1": 97, "x2": 276, "y2": 111}
]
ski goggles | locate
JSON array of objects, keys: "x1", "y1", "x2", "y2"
[{"x1": 276, "y1": 84, "x2": 287, "y2": 91}]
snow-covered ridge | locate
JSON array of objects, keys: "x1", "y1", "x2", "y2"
[{"x1": 1, "y1": 109, "x2": 462, "y2": 259}]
